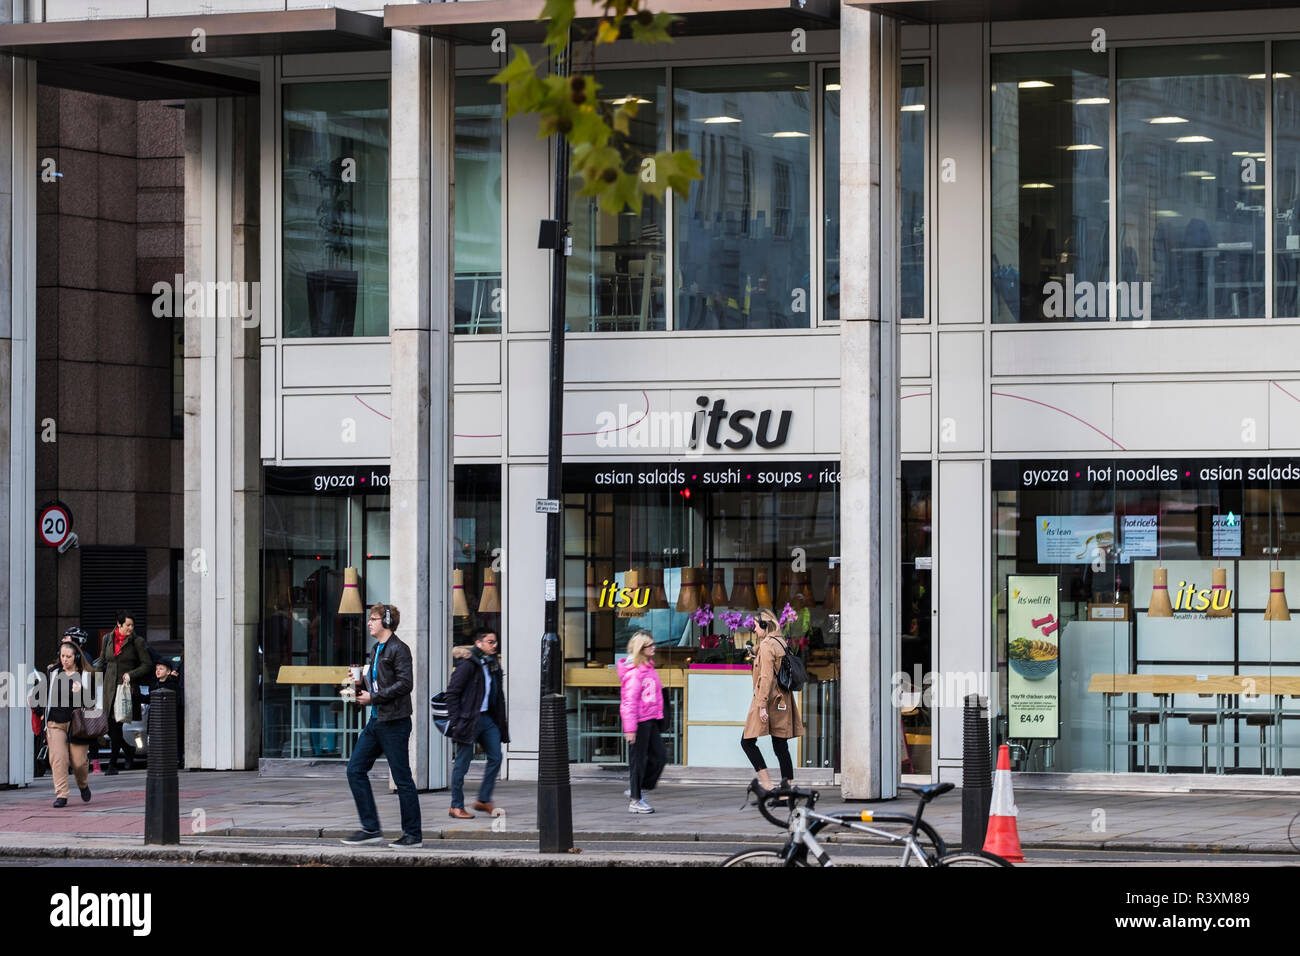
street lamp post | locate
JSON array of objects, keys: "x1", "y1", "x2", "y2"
[{"x1": 537, "y1": 35, "x2": 574, "y2": 854}]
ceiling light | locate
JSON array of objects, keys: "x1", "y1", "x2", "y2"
[
  {"x1": 1018, "y1": 80, "x2": 1054, "y2": 88},
  {"x1": 901, "y1": 104, "x2": 925, "y2": 112},
  {"x1": 768, "y1": 131, "x2": 809, "y2": 138},
  {"x1": 1175, "y1": 135, "x2": 1213, "y2": 143},
  {"x1": 701, "y1": 116, "x2": 741, "y2": 124},
  {"x1": 1156, "y1": 210, "x2": 1181, "y2": 217},
  {"x1": 1185, "y1": 170, "x2": 1214, "y2": 176},
  {"x1": 1149, "y1": 116, "x2": 1189, "y2": 124},
  {"x1": 1233, "y1": 151, "x2": 1251, "y2": 156},
  {"x1": 1022, "y1": 182, "x2": 1054, "y2": 189},
  {"x1": 1073, "y1": 97, "x2": 1110, "y2": 105},
  {"x1": 1249, "y1": 152, "x2": 1267, "y2": 159},
  {"x1": 825, "y1": 83, "x2": 841, "y2": 92},
  {"x1": 1201, "y1": 175, "x2": 1217, "y2": 181},
  {"x1": 609, "y1": 96, "x2": 651, "y2": 106},
  {"x1": 1248, "y1": 72, "x2": 1291, "y2": 79},
  {"x1": 1065, "y1": 144, "x2": 1102, "y2": 150}
]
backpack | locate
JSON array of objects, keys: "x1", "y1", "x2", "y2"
[
  {"x1": 430, "y1": 691, "x2": 451, "y2": 735},
  {"x1": 776, "y1": 641, "x2": 807, "y2": 692}
]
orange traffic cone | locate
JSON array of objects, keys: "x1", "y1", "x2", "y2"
[{"x1": 982, "y1": 744, "x2": 1024, "y2": 862}]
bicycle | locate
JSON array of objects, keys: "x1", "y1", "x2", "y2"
[{"x1": 722, "y1": 779, "x2": 1014, "y2": 867}]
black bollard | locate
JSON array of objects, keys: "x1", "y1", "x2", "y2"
[
  {"x1": 961, "y1": 693, "x2": 993, "y2": 851},
  {"x1": 144, "y1": 687, "x2": 179, "y2": 845},
  {"x1": 536, "y1": 691, "x2": 574, "y2": 852}
]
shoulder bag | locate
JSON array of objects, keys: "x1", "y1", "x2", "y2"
[
  {"x1": 775, "y1": 638, "x2": 808, "y2": 693},
  {"x1": 71, "y1": 677, "x2": 107, "y2": 742}
]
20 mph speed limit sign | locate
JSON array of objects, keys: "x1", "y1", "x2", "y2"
[{"x1": 38, "y1": 503, "x2": 72, "y2": 548}]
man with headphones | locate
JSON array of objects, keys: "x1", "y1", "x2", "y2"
[{"x1": 342, "y1": 602, "x2": 422, "y2": 849}]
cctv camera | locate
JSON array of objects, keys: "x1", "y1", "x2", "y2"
[{"x1": 57, "y1": 531, "x2": 79, "y2": 554}]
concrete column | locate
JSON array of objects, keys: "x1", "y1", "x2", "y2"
[
  {"x1": 839, "y1": 6, "x2": 900, "y2": 799},
  {"x1": 183, "y1": 95, "x2": 260, "y2": 770},
  {"x1": 389, "y1": 29, "x2": 453, "y2": 790},
  {"x1": 3, "y1": 51, "x2": 36, "y2": 787}
]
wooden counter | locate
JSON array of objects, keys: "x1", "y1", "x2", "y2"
[
  {"x1": 564, "y1": 665, "x2": 688, "y2": 689},
  {"x1": 1087, "y1": 674, "x2": 1300, "y2": 695}
]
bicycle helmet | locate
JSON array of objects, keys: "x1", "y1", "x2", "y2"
[{"x1": 61, "y1": 625, "x2": 90, "y2": 650}]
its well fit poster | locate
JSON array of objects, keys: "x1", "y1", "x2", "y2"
[{"x1": 1007, "y1": 575, "x2": 1059, "y2": 740}]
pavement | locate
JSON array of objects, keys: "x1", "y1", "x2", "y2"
[{"x1": 2, "y1": 768, "x2": 1299, "y2": 864}]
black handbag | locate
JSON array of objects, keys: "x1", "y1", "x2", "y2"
[{"x1": 775, "y1": 639, "x2": 808, "y2": 692}]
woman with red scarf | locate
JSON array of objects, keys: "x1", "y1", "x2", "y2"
[{"x1": 98, "y1": 612, "x2": 151, "y2": 774}]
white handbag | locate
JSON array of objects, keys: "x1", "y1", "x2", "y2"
[{"x1": 113, "y1": 682, "x2": 133, "y2": 723}]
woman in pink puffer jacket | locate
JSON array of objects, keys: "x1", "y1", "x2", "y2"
[{"x1": 618, "y1": 630, "x2": 665, "y2": 814}]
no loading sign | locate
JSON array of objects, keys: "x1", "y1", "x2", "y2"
[{"x1": 38, "y1": 502, "x2": 72, "y2": 548}]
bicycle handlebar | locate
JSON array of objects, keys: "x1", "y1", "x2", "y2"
[{"x1": 746, "y1": 779, "x2": 818, "y2": 828}]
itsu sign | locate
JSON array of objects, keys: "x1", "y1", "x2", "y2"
[{"x1": 38, "y1": 502, "x2": 72, "y2": 548}]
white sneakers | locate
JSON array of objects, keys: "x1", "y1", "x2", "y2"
[{"x1": 628, "y1": 798, "x2": 654, "y2": 813}]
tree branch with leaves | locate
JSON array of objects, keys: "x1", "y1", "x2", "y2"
[{"x1": 492, "y1": 0, "x2": 702, "y2": 216}]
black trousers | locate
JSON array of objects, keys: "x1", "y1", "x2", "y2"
[
  {"x1": 106, "y1": 714, "x2": 127, "y2": 767},
  {"x1": 741, "y1": 734, "x2": 794, "y2": 782},
  {"x1": 628, "y1": 720, "x2": 666, "y2": 800}
]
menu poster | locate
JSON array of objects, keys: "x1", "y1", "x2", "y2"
[
  {"x1": 1212, "y1": 513, "x2": 1243, "y2": 557},
  {"x1": 1007, "y1": 575, "x2": 1060, "y2": 740},
  {"x1": 1119, "y1": 515, "x2": 1159, "y2": 563},
  {"x1": 1035, "y1": 516, "x2": 1114, "y2": 565}
]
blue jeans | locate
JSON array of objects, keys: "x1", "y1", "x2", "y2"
[
  {"x1": 347, "y1": 716, "x2": 421, "y2": 840},
  {"x1": 450, "y1": 713, "x2": 502, "y2": 809}
]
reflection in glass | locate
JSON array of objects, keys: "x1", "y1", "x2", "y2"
[
  {"x1": 454, "y1": 465, "x2": 502, "y2": 644},
  {"x1": 674, "y1": 65, "x2": 811, "y2": 329},
  {"x1": 282, "y1": 81, "x2": 389, "y2": 337},
  {"x1": 901, "y1": 65, "x2": 926, "y2": 319},
  {"x1": 1118, "y1": 44, "x2": 1265, "y2": 320},
  {"x1": 992, "y1": 53, "x2": 1109, "y2": 322},
  {"x1": 1274, "y1": 44, "x2": 1300, "y2": 316},
  {"x1": 824, "y1": 68, "x2": 840, "y2": 321},
  {"x1": 455, "y1": 76, "x2": 503, "y2": 334},
  {"x1": 567, "y1": 70, "x2": 666, "y2": 332}
]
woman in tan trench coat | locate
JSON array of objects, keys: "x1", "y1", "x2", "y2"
[{"x1": 741, "y1": 607, "x2": 803, "y2": 790}]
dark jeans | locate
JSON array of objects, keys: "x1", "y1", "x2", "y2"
[
  {"x1": 628, "y1": 719, "x2": 666, "y2": 800},
  {"x1": 106, "y1": 714, "x2": 128, "y2": 768},
  {"x1": 450, "y1": 713, "x2": 502, "y2": 809},
  {"x1": 347, "y1": 716, "x2": 421, "y2": 840},
  {"x1": 741, "y1": 734, "x2": 794, "y2": 782}
]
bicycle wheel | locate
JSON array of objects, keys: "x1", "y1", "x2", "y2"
[
  {"x1": 933, "y1": 850, "x2": 1014, "y2": 867},
  {"x1": 721, "y1": 848, "x2": 809, "y2": 867}
]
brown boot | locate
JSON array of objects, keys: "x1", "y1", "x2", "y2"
[
  {"x1": 472, "y1": 801, "x2": 497, "y2": 813},
  {"x1": 448, "y1": 807, "x2": 475, "y2": 820}
]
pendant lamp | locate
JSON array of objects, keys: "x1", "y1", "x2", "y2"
[
  {"x1": 648, "y1": 567, "x2": 670, "y2": 610},
  {"x1": 452, "y1": 568, "x2": 471, "y2": 618},
  {"x1": 755, "y1": 567, "x2": 773, "y2": 608},
  {"x1": 711, "y1": 567, "x2": 730, "y2": 607},
  {"x1": 478, "y1": 567, "x2": 501, "y2": 613},
  {"x1": 1148, "y1": 567, "x2": 1173, "y2": 618},
  {"x1": 731, "y1": 568, "x2": 758, "y2": 610},
  {"x1": 1265, "y1": 569, "x2": 1292, "y2": 621},
  {"x1": 618, "y1": 569, "x2": 643, "y2": 618},
  {"x1": 777, "y1": 569, "x2": 792, "y2": 610},
  {"x1": 790, "y1": 571, "x2": 815, "y2": 610},
  {"x1": 825, "y1": 566, "x2": 841, "y2": 613},
  {"x1": 1205, "y1": 566, "x2": 1232, "y2": 619},
  {"x1": 676, "y1": 567, "x2": 703, "y2": 613},
  {"x1": 338, "y1": 566, "x2": 364, "y2": 615}
]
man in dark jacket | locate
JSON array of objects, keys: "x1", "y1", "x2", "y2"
[
  {"x1": 445, "y1": 629, "x2": 510, "y2": 819},
  {"x1": 342, "y1": 603, "x2": 422, "y2": 849},
  {"x1": 98, "y1": 612, "x2": 152, "y2": 774}
]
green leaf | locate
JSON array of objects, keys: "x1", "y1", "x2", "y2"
[
  {"x1": 664, "y1": 149, "x2": 702, "y2": 195},
  {"x1": 611, "y1": 107, "x2": 631, "y2": 136},
  {"x1": 631, "y1": 12, "x2": 676, "y2": 45},
  {"x1": 599, "y1": 171, "x2": 642, "y2": 216},
  {"x1": 504, "y1": 72, "x2": 546, "y2": 119},
  {"x1": 596, "y1": 18, "x2": 621, "y2": 45},
  {"x1": 491, "y1": 46, "x2": 536, "y2": 87},
  {"x1": 541, "y1": 0, "x2": 576, "y2": 50},
  {"x1": 569, "y1": 107, "x2": 612, "y2": 149}
]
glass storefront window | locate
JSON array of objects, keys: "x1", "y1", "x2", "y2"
[
  {"x1": 824, "y1": 68, "x2": 840, "y2": 322},
  {"x1": 1274, "y1": 44, "x2": 1300, "y2": 317},
  {"x1": 900, "y1": 64, "x2": 927, "y2": 320},
  {"x1": 561, "y1": 465, "x2": 839, "y2": 770},
  {"x1": 261, "y1": 475, "x2": 390, "y2": 760},
  {"x1": 567, "y1": 69, "x2": 667, "y2": 332},
  {"x1": 900, "y1": 462, "x2": 932, "y2": 775},
  {"x1": 1119, "y1": 45, "x2": 1265, "y2": 321},
  {"x1": 453, "y1": 465, "x2": 503, "y2": 644},
  {"x1": 455, "y1": 75, "x2": 504, "y2": 335},
  {"x1": 991, "y1": 52, "x2": 1109, "y2": 323},
  {"x1": 993, "y1": 458, "x2": 1300, "y2": 776},
  {"x1": 282, "y1": 81, "x2": 389, "y2": 338},
  {"x1": 673, "y1": 64, "x2": 812, "y2": 330}
]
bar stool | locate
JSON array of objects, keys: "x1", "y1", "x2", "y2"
[
  {"x1": 1187, "y1": 711, "x2": 1218, "y2": 774},
  {"x1": 1130, "y1": 712, "x2": 1162, "y2": 773},
  {"x1": 1245, "y1": 713, "x2": 1277, "y2": 775}
]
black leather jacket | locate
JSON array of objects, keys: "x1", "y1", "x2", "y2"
[{"x1": 363, "y1": 634, "x2": 414, "y2": 721}]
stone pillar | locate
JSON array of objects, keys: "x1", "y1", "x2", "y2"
[
  {"x1": 183, "y1": 95, "x2": 260, "y2": 770},
  {"x1": 2, "y1": 51, "x2": 36, "y2": 787},
  {"x1": 389, "y1": 29, "x2": 454, "y2": 790},
  {"x1": 839, "y1": 6, "x2": 900, "y2": 799}
]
